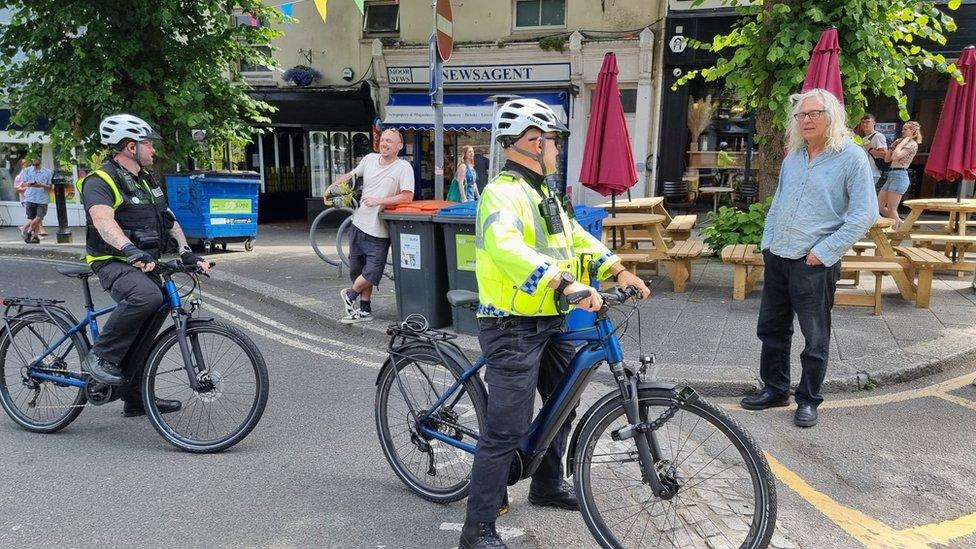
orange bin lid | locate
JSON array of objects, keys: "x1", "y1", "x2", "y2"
[{"x1": 384, "y1": 200, "x2": 457, "y2": 214}]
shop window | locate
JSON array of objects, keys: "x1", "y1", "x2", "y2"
[
  {"x1": 363, "y1": 1, "x2": 399, "y2": 36},
  {"x1": 589, "y1": 88, "x2": 638, "y2": 114},
  {"x1": 514, "y1": 0, "x2": 566, "y2": 29}
]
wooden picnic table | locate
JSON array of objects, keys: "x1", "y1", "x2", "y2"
[
  {"x1": 862, "y1": 217, "x2": 916, "y2": 300},
  {"x1": 600, "y1": 213, "x2": 670, "y2": 251},
  {"x1": 892, "y1": 198, "x2": 976, "y2": 239},
  {"x1": 596, "y1": 196, "x2": 673, "y2": 225}
]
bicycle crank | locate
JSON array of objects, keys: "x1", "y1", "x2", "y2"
[{"x1": 84, "y1": 378, "x2": 118, "y2": 406}]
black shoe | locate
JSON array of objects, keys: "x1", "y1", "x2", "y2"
[
  {"x1": 739, "y1": 389, "x2": 791, "y2": 411},
  {"x1": 459, "y1": 521, "x2": 508, "y2": 549},
  {"x1": 22, "y1": 230, "x2": 33, "y2": 243},
  {"x1": 122, "y1": 398, "x2": 183, "y2": 418},
  {"x1": 83, "y1": 355, "x2": 126, "y2": 386},
  {"x1": 794, "y1": 403, "x2": 818, "y2": 427},
  {"x1": 528, "y1": 480, "x2": 579, "y2": 511}
]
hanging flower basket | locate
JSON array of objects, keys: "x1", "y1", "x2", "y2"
[{"x1": 283, "y1": 65, "x2": 322, "y2": 87}]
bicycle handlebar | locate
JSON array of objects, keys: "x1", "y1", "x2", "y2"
[
  {"x1": 564, "y1": 285, "x2": 643, "y2": 308},
  {"x1": 152, "y1": 259, "x2": 215, "y2": 277}
]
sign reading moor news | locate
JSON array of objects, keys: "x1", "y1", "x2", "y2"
[{"x1": 387, "y1": 63, "x2": 570, "y2": 87}]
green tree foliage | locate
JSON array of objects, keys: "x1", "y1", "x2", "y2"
[
  {"x1": 678, "y1": 0, "x2": 962, "y2": 197},
  {"x1": 0, "y1": 1, "x2": 284, "y2": 166}
]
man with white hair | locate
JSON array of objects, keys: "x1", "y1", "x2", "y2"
[{"x1": 740, "y1": 89, "x2": 877, "y2": 427}]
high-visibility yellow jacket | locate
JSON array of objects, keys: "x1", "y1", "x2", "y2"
[{"x1": 475, "y1": 171, "x2": 619, "y2": 317}]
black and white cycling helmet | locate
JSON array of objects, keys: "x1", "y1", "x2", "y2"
[
  {"x1": 494, "y1": 98, "x2": 568, "y2": 146},
  {"x1": 99, "y1": 114, "x2": 161, "y2": 147}
]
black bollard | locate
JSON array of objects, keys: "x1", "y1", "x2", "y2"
[{"x1": 52, "y1": 174, "x2": 72, "y2": 243}]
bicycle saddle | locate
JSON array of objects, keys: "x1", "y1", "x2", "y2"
[
  {"x1": 56, "y1": 265, "x2": 94, "y2": 279},
  {"x1": 447, "y1": 290, "x2": 479, "y2": 308}
]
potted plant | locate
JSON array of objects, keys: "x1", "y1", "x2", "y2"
[{"x1": 283, "y1": 65, "x2": 322, "y2": 87}]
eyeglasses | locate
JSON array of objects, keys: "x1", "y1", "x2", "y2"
[
  {"x1": 526, "y1": 133, "x2": 563, "y2": 147},
  {"x1": 793, "y1": 110, "x2": 826, "y2": 121}
]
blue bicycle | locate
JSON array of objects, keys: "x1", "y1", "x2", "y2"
[
  {"x1": 0, "y1": 260, "x2": 268, "y2": 453},
  {"x1": 375, "y1": 287, "x2": 776, "y2": 548}
]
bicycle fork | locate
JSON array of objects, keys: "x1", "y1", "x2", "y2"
[
  {"x1": 171, "y1": 313, "x2": 208, "y2": 391},
  {"x1": 607, "y1": 361, "x2": 699, "y2": 500}
]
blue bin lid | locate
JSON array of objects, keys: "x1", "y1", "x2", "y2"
[
  {"x1": 438, "y1": 202, "x2": 478, "y2": 217},
  {"x1": 574, "y1": 204, "x2": 608, "y2": 220}
]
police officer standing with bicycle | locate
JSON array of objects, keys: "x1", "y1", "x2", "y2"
[
  {"x1": 459, "y1": 99, "x2": 650, "y2": 549},
  {"x1": 80, "y1": 114, "x2": 210, "y2": 417}
]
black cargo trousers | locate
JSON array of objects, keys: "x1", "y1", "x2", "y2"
[
  {"x1": 465, "y1": 314, "x2": 576, "y2": 523},
  {"x1": 91, "y1": 260, "x2": 168, "y2": 402}
]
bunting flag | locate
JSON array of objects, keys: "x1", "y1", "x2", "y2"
[
  {"x1": 313, "y1": 0, "x2": 328, "y2": 23},
  {"x1": 353, "y1": 0, "x2": 365, "y2": 13},
  {"x1": 280, "y1": 3, "x2": 293, "y2": 17},
  {"x1": 248, "y1": 13, "x2": 259, "y2": 26}
]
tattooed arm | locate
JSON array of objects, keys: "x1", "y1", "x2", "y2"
[
  {"x1": 88, "y1": 205, "x2": 133, "y2": 251},
  {"x1": 169, "y1": 219, "x2": 190, "y2": 250}
]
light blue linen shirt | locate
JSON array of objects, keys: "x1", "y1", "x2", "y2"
[
  {"x1": 760, "y1": 138, "x2": 878, "y2": 267},
  {"x1": 21, "y1": 166, "x2": 53, "y2": 205}
]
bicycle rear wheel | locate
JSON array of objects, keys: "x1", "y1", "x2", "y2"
[
  {"x1": 375, "y1": 344, "x2": 486, "y2": 503},
  {"x1": 574, "y1": 387, "x2": 776, "y2": 549},
  {"x1": 142, "y1": 321, "x2": 268, "y2": 453},
  {"x1": 0, "y1": 311, "x2": 87, "y2": 433}
]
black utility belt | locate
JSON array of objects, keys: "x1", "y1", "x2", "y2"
[{"x1": 888, "y1": 168, "x2": 907, "y2": 171}]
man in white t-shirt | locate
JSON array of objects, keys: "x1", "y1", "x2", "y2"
[
  {"x1": 859, "y1": 113, "x2": 888, "y2": 190},
  {"x1": 328, "y1": 129, "x2": 415, "y2": 323}
]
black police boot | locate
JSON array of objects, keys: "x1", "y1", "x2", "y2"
[
  {"x1": 527, "y1": 479, "x2": 579, "y2": 511},
  {"x1": 83, "y1": 354, "x2": 126, "y2": 386},
  {"x1": 793, "y1": 403, "x2": 819, "y2": 428},
  {"x1": 458, "y1": 521, "x2": 508, "y2": 549},
  {"x1": 122, "y1": 398, "x2": 182, "y2": 418},
  {"x1": 739, "y1": 388, "x2": 791, "y2": 411}
]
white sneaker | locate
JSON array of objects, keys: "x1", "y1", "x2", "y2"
[
  {"x1": 340, "y1": 288, "x2": 357, "y2": 316},
  {"x1": 339, "y1": 309, "x2": 373, "y2": 324}
]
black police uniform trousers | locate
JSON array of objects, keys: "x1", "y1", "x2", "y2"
[
  {"x1": 91, "y1": 260, "x2": 167, "y2": 402},
  {"x1": 465, "y1": 315, "x2": 576, "y2": 524},
  {"x1": 757, "y1": 250, "x2": 841, "y2": 407}
]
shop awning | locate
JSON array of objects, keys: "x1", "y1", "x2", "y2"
[
  {"x1": 383, "y1": 91, "x2": 568, "y2": 131},
  {"x1": 248, "y1": 83, "x2": 376, "y2": 130}
]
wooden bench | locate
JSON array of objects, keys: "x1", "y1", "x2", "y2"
[
  {"x1": 894, "y1": 246, "x2": 955, "y2": 308},
  {"x1": 844, "y1": 241, "x2": 877, "y2": 284},
  {"x1": 907, "y1": 234, "x2": 976, "y2": 272},
  {"x1": 666, "y1": 240, "x2": 705, "y2": 293},
  {"x1": 720, "y1": 244, "x2": 764, "y2": 300},
  {"x1": 912, "y1": 219, "x2": 976, "y2": 232},
  {"x1": 836, "y1": 258, "x2": 906, "y2": 315},
  {"x1": 611, "y1": 251, "x2": 657, "y2": 280},
  {"x1": 665, "y1": 214, "x2": 698, "y2": 241}
]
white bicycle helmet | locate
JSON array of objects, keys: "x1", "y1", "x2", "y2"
[
  {"x1": 99, "y1": 114, "x2": 161, "y2": 147},
  {"x1": 494, "y1": 98, "x2": 568, "y2": 145}
]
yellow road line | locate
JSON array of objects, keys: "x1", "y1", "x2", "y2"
[
  {"x1": 821, "y1": 371, "x2": 976, "y2": 409},
  {"x1": 768, "y1": 452, "x2": 976, "y2": 548}
]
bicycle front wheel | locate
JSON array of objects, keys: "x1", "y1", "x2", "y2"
[
  {"x1": 375, "y1": 344, "x2": 486, "y2": 503},
  {"x1": 574, "y1": 387, "x2": 776, "y2": 549},
  {"x1": 143, "y1": 321, "x2": 269, "y2": 453},
  {"x1": 0, "y1": 311, "x2": 87, "y2": 433}
]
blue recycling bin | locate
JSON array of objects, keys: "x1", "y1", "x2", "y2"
[
  {"x1": 566, "y1": 204, "x2": 610, "y2": 331},
  {"x1": 165, "y1": 171, "x2": 260, "y2": 252},
  {"x1": 433, "y1": 202, "x2": 479, "y2": 335}
]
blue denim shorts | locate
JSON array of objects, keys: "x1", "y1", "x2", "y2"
[{"x1": 881, "y1": 170, "x2": 910, "y2": 194}]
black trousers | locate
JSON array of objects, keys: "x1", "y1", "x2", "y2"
[
  {"x1": 757, "y1": 250, "x2": 841, "y2": 406},
  {"x1": 91, "y1": 261, "x2": 166, "y2": 401},
  {"x1": 465, "y1": 315, "x2": 576, "y2": 523}
]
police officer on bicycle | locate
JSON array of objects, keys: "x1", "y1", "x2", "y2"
[
  {"x1": 79, "y1": 114, "x2": 210, "y2": 417},
  {"x1": 459, "y1": 99, "x2": 650, "y2": 549}
]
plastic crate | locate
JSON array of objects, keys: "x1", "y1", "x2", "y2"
[{"x1": 574, "y1": 204, "x2": 608, "y2": 240}]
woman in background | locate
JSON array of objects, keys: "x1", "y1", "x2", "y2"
[
  {"x1": 456, "y1": 145, "x2": 480, "y2": 202},
  {"x1": 879, "y1": 121, "x2": 922, "y2": 230}
]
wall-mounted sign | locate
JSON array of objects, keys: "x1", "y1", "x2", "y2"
[{"x1": 387, "y1": 63, "x2": 570, "y2": 87}]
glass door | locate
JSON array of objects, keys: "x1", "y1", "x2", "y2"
[
  {"x1": 330, "y1": 132, "x2": 350, "y2": 188},
  {"x1": 309, "y1": 131, "x2": 331, "y2": 197}
]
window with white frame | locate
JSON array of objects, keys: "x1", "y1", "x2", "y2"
[
  {"x1": 363, "y1": 1, "x2": 399, "y2": 36},
  {"x1": 234, "y1": 14, "x2": 273, "y2": 75},
  {"x1": 514, "y1": 0, "x2": 566, "y2": 29}
]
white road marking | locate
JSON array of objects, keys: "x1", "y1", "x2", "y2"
[
  {"x1": 439, "y1": 522, "x2": 525, "y2": 541},
  {"x1": 204, "y1": 301, "x2": 384, "y2": 370},
  {"x1": 204, "y1": 293, "x2": 387, "y2": 358}
]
